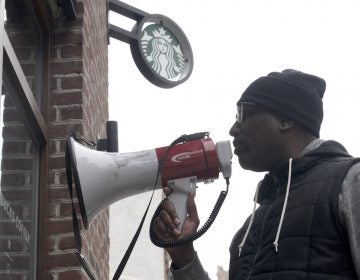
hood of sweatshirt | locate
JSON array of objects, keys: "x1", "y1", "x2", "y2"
[{"x1": 257, "y1": 140, "x2": 352, "y2": 205}]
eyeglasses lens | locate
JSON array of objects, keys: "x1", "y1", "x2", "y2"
[{"x1": 236, "y1": 102, "x2": 256, "y2": 125}]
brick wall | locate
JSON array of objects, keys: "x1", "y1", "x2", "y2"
[
  {"x1": 47, "y1": 0, "x2": 109, "y2": 279},
  {"x1": 1, "y1": 1, "x2": 109, "y2": 278}
]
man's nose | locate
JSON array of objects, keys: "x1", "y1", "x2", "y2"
[{"x1": 229, "y1": 121, "x2": 240, "y2": 137}]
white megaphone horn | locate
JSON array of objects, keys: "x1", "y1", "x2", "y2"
[{"x1": 67, "y1": 133, "x2": 232, "y2": 230}]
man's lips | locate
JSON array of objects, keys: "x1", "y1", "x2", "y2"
[
  {"x1": 232, "y1": 139, "x2": 247, "y2": 155},
  {"x1": 233, "y1": 137, "x2": 246, "y2": 147},
  {"x1": 234, "y1": 146, "x2": 244, "y2": 156}
]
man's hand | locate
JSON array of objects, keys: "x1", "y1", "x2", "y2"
[{"x1": 152, "y1": 186, "x2": 200, "y2": 268}]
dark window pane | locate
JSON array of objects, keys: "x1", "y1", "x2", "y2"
[
  {"x1": 4, "y1": 0, "x2": 45, "y2": 105},
  {"x1": 0, "y1": 78, "x2": 40, "y2": 279}
]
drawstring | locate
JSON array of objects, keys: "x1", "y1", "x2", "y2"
[
  {"x1": 273, "y1": 158, "x2": 293, "y2": 252},
  {"x1": 238, "y1": 158, "x2": 293, "y2": 256},
  {"x1": 238, "y1": 182, "x2": 260, "y2": 257}
]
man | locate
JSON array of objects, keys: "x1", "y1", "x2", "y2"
[{"x1": 152, "y1": 69, "x2": 360, "y2": 279}]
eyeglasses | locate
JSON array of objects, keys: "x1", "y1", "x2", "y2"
[{"x1": 235, "y1": 102, "x2": 257, "y2": 126}]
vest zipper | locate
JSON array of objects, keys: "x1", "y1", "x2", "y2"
[{"x1": 246, "y1": 203, "x2": 273, "y2": 279}]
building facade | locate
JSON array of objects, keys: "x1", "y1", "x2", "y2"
[{"x1": 0, "y1": 0, "x2": 109, "y2": 279}]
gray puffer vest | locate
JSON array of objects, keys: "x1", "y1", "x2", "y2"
[{"x1": 229, "y1": 141, "x2": 359, "y2": 280}]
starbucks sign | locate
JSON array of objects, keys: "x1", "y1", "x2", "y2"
[
  {"x1": 109, "y1": 1, "x2": 193, "y2": 88},
  {"x1": 130, "y1": 15, "x2": 193, "y2": 88},
  {"x1": 141, "y1": 25, "x2": 185, "y2": 81}
]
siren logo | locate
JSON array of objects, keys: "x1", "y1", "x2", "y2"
[
  {"x1": 141, "y1": 24, "x2": 185, "y2": 81},
  {"x1": 171, "y1": 150, "x2": 201, "y2": 163}
]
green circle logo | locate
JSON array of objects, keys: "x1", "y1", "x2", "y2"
[{"x1": 140, "y1": 24, "x2": 185, "y2": 81}]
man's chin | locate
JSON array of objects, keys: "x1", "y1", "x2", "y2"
[{"x1": 238, "y1": 157, "x2": 267, "y2": 172}]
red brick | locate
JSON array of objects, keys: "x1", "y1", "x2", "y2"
[
  {"x1": 49, "y1": 155, "x2": 66, "y2": 170},
  {"x1": 49, "y1": 123, "x2": 83, "y2": 138},
  {"x1": 50, "y1": 77, "x2": 58, "y2": 90},
  {"x1": 59, "y1": 202, "x2": 79, "y2": 217},
  {"x1": 64, "y1": 16, "x2": 84, "y2": 28},
  {"x1": 58, "y1": 235, "x2": 76, "y2": 250},
  {"x1": 58, "y1": 105, "x2": 83, "y2": 121},
  {"x1": 48, "y1": 236, "x2": 56, "y2": 251},
  {"x1": 49, "y1": 106, "x2": 57, "y2": 122},
  {"x1": 58, "y1": 270, "x2": 87, "y2": 280},
  {"x1": 52, "y1": 32, "x2": 83, "y2": 45},
  {"x1": 49, "y1": 139, "x2": 67, "y2": 154},
  {"x1": 2, "y1": 125, "x2": 31, "y2": 140},
  {"x1": 47, "y1": 219, "x2": 74, "y2": 235},
  {"x1": 62, "y1": 76, "x2": 83, "y2": 90},
  {"x1": 76, "y1": 2, "x2": 84, "y2": 14},
  {"x1": 61, "y1": 45, "x2": 82, "y2": 59},
  {"x1": 47, "y1": 252, "x2": 79, "y2": 268},
  {"x1": 48, "y1": 169, "x2": 67, "y2": 185},
  {"x1": 50, "y1": 91, "x2": 83, "y2": 105},
  {"x1": 51, "y1": 61, "x2": 83, "y2": 75},
  {"x1": 48, "y1": 186, "x2": 71, "y2": 201}
]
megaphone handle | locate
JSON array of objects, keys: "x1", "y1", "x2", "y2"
[{"x1": 167, "y1": 176, "x2": 197, "y2": 230}]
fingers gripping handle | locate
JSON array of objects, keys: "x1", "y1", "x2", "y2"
[{"x1": 167, "y1": 176, "x2": 197, "y2": 231}]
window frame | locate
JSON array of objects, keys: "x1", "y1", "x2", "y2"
[{"x1": 0, "y1": 0, "x2": 49, "y2": 278}]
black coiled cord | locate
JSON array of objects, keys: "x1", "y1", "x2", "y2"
[{"x1": 150, "y1": 178, "x2": 230, "y2": 248}]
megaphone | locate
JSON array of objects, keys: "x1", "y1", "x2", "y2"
[{"x1": 67, "y1": 133, "x2": 232, "y2": 230}]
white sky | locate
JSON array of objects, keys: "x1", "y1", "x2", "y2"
[{"x1": 108, "y1": 0, "x2": 360, "y2": 278}]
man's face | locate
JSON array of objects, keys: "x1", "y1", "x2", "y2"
[{"x1": 229, "y1": 103, "x2": 287, "y2": 172}]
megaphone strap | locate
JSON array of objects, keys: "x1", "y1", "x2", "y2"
[{"x1": 111, "y1": 185, "x2": 157, "y2": 279}]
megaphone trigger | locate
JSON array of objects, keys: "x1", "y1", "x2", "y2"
[{"x1": 167, "y1": 176, "x2": 197, "y2": 230}]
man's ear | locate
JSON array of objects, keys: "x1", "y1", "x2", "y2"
[{"x1": 278, "y1": 118, "x2": 295, "y2": 132}]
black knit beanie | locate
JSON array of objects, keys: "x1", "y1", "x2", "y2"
[{"x1": 238, "y1": 69, "x2": 326, "y2": 137}]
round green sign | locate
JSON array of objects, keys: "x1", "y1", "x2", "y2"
[{"x1": 130, "y1": 15, "x2": 193, "y2": 88}]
